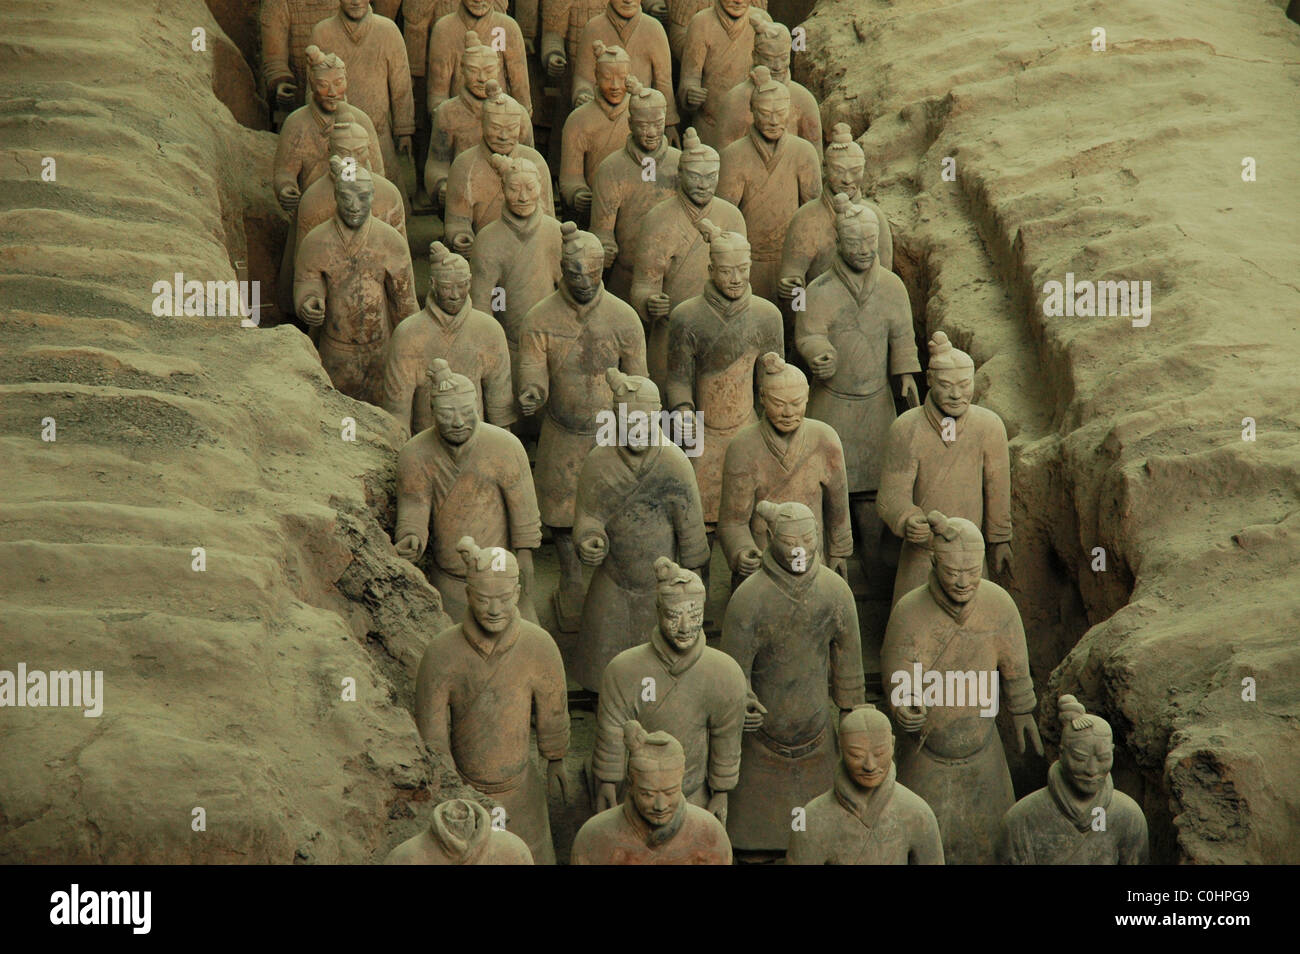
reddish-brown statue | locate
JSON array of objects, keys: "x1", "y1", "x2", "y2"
[
  {"x1": 394, "y1": 360, "x2": 540, "y2": 621},
  {"x1": 881, "y1": 511, "x2": 1041, "y2": 865},
  {"x1": 427, "y1": 0, "x2": 531, "y2": 121},
  {"x1": 877, "y1": 332, "x2": 1012, "y2": 605},
  {"x1": 677, "y1": 0, "x2": 759, "y2": 147},
  {"x1": 721, "y1": 500, "x2": 865, "y2": 855},
  {"x1": 666, "y1": 0, "x2": 764, "y2": 58},
  {"x1": 787, "y1": 704, "x2": 945, "y2": 865},
  {"x1": 571, "y1": 720, "x2": 733, "y2": 864},
  {"x1": 539, "y1": 0, "x2": 607, "y2": 110},
  {"x1": 559, "y1": 42, "x2": 631, "y2": 216},
  {"x1": 294, "y1": 158, "x2": 416, "y2": 404},
  {"x1": 573, "y1": 0, "x2": 678, "y2": 134},
  {"x1": 414, "y1": 538, "x2": 569, "y2": 863},
  {"x1": 571, "y1": 372, "x2": 709, "y2": 690},
  {"x1": 261, "y1": 0, "x2": 344, "y2": 111},
  {"x1": 384, "y1": 797, "x2": 534, "y2": 864},
  {"x1": 383, "y1": 242, "x2": 515, "y2": 436}
]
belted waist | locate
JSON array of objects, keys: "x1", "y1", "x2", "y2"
[{"x1": 756, "y1": 723, "x2": 827, "y2": 760}]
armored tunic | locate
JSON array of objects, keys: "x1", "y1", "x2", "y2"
[
  {"x1": 559, "y1": 95, "x2": 631, "y2": 208},
  {"x1": 999, "y1": 764, "x2": 1150, "y2": 865},
  {"x1": 427, "y1": 7, "x2": 531, "y2": 115},
  {"x1": 713, "y1": 75, "x2": 823, "y2": 160},
  {"x1": 665, "y1": 285, "x2": 783, "y2": 523},
  {"x1": 571, "y1": 799, "x2": 732, "y2": 865},
  {"x1": 572, "y1": 9, "x2": 678, "y2": 125},
  {"x1": 780, "y1": 189, "x2": 894, "y2": 286},
  {"x1": 443, "y1": 142, "x2": 556, "y2": 246},
  {"x1": 589, "y1": 139, "x2": 681, "y2": 299}
]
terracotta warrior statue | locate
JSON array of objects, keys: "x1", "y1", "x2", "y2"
[
  {"x1": 383, "y1": 242, "x2": 515, "y2": 436},
  {"x1": 1000, "y1": 695, "x2": 1149, "y2": 865},
  {"x1": 666, "y1": 0, "x2": 764, "y2": 59},
  {"x1": 721, "y1": 500, "x2": 865, "y2": 855},
  {"x1": 468, "y1": 154, "x2": 563, "y2": 425},
  {"x1": 414, "y1": 538, "x2": 569, "y2": 864},
  {"x1": 629, "y1": 128, "x2": 746, "y2": 387},
  {"x1": 779, "y1": 123, "x2": 894, "y2": 299},
  {"x1": 309, "y1": 0, "x2": 414, "y2": 189},
  {"x1": 571, "y1": 721, "x2": 733, "y2": 864},
  {"x1": 427, "y1": 0, "x2": 531, "y2": 121},
  {"x1": 716, "y1": 67, "x2": 821, "y2": 305},
  {"x1": 539, "y1": 0, "x2": 607, "y2": 112},
  {"x1": 592, "y1": 558, "x2": 747, "y2": 821},
  {"x1": 717, "y1": 353, "x2": 853, "y2": 584},
  {"x1": 589, "y1": 77, "x2": 680, "y2": 299},
  {"x1": 294, "y1": 158, "x2": 416, "y2": 404},
  {"x1": 877, "y1": 332, "x2": 1012, "y2": 605},
  {"x1": 678, "y1": 0, "x2": 761, "y2": 147},
  {"x1": 394, "y1": 360, "x2": 540, "y2": 621},
  {"x1": 559, "y1": 42, "x2": 631, "y2": 217},
  {"x1": 666, "y1": 218, "x2": 782, "y2": 588},
  {"x1": 442, "y1": 81, "x2": 555, "y2": 253},
  {"x1": 787, "y1": 704, "x2": 944, "y2": 865},
  {"x1": 260, "y1": 0, "x2": 344, "y2": 111},
  {"x1": 881, "y1": 511, "x2": 1042, "y2": 864},
  {"x1": 571, "y1": 372, "x2": 709, "y2": 691},
  {"x1": 573, "y1": 0, "x2": 678, "y2": 138},
  {"x1": 384, "y1": 797, "x2": 533, "y2": 864},
  {"x1": 713, "y1": 10, "x2": 822, "y2": 159},
  {"x1": 518, "y1": 222, "x2": 647, "y2": 631},
  {"x1": 426, "y1": 31, "x2": 534, "y2": 212},
  {"x1": 799, "y1": 195, "x2": 920, "y2": 587}
]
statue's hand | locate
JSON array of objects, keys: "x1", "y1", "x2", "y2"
[
  {"x1": 684, "y1": 86, "x2": 708, "y2": 109},
  {"x1": 573, "y1": 89, "x2": 594, "y2": 108},
  {"x1": 544, "y1": 50, "x2": 567, "y2": 79},
  {"x1": 436, "y1": 180, "x2": 448, "y2": 212},
  {"x1": 274, "y1": 81, "x2": 297, "y2": 109},
  {"x1": 450, "y1": 231, "x2": 474, "y2": 255},
  {"x1": 665, "y1": 125, "x2": 680, "y2": 149},
  {"x1": 706, "y1": 791, "x2": 728, "y2": 826},
  {"x1": 736, "y1": 546, "x2": 762, "y2": 576},
  {"x1": 278, "y1": 183, "x2": 301, "y2": 213},
  {"x1": 646, "y1": 293, "x2": 671, "y2": 319},
  {"x1": 573, "y1": 187, "x2": 593, "y2": 215},
  {"x1": 644, "y1": 0, "x2": 668, "y2": 22},
  {"x1": 397, "y1": 135, "x2": 413, "y2": 158},
  {"x1": 394, "y1": 533, "x2": 423, "y2": 561},
  {"x1": 828, "y1": 556, "x2": 848, "y2": 580},
  {"x1": 602, "y1": 241, "x2": 618, "y2": 270},
  {"x1": 546, "y1": 758, "x2": 569, "y2": 801},
  {"x1": 777, "y1": 275, "x2": 803, "y2": 300},
  {"x1": 743, "y1": 693, "x2": 767, "y2": 731},
  {"x1": 990, "y1": 541, "x2": 1013, "y2": 577},
  {"x1": 299, "y1": 295, "x2": 326, "y2": 326},
  {"x1": 675, "y1": 407, "x2": 696, "y2": 444},
  {"x1": 595, "y1": 782, "x2": 618, "y2": 813},
  {"x1": 577, "y1": 532, "x2": 608, "y2": 566},
  {"x1": 808, "y1": 347, "x2": 837, "y2": 380},
  {"x1": 900, "y1": 373, "x2": 920, "y2": 408},
  {"x1": 904, "y1": 512, "x2": 931, "y2": 544},
  {"x1": 896, "y1": 702, "x2": 927, "y2": 733},
  {"x1": 1013, "y1": 712, "x2": 1044, "y2": 756},
  {"x1": 518, "y1": 385, "x2": 544, "y2": 416}
]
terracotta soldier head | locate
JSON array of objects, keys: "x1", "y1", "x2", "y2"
[
  {"x1": 831, "y1": 193, "x2": 880, "y2": 273},
  {"x1": 625, "y1": 77, "x2": 667, "y2": 153},
  {"x1": 330, "y1": 155, "x2": 375, "y2": 229},
  {"x1": 428, "y1": 358, "x2": 480, "y2": 445},
  {"x1": 305, "y1": 45, "x2": 348, "y2": 115},
  {"x1": 1057, "y1": 695, "x2": 1114, "y2": 798},
  {"x1": 757, "y1": 352, "x2": 809, "y2": 435},
  {"x1": 607, "y1": 368, "x2": 661, "y2": 454},
  {"x1": 462, "y1": 0, "x2": 493, "y2": 16},
  {"x1": 839, "y1": 704, "x2": 895, "y2": 790},
  {"x1": 592, "y1": 42, "x2": 631, "y2": 107},
  {"x1": 489, "y1": 153, "x2": 542, "y2": 218},
  {"x1": 926, "y1": 332, "x2": 975, "y2": 420},
  {"x1": 609, "y1": 0, "x2": 641, "y2": 20},
  {"x1": 755, "y1": 500, "x2": 819, "y2": 573},
  {"x1": 560, "y1": 221, "x2": 606, "y2": 304},
  {"x1": 697, "y1": 217, "x2": 751, "y2": 300},
  {"x1": 623, "y1": 720, "x2": 687, "y2": 827},
  {"x1": 926, "y1": 510, "x2": 984, "y2": 605},
  {"x1": 748, "y1": 66, "x2": 791, "y2": 144},
  {"x1": 824, "y1": 123, "x2": 866, "y2": 199},
  {"x1": 748, "y1": 10, "x2": 792, "y2": 82},
  {"x1": 428, "y1": 241, "x2": 472, "y2": 315},
  {"x1": 456, "y1": 535, "x2": 522, "y2": 631},
  {"x1": 718, "y1": 0, "x2": 750, "y2": 21},
  {"x1": 653, "y1": 557, "x2": 707, "y2": 653},
  {"x1": 460, "y1": 31, "x2": 501, "y2": 100},
  {"x1": 481, "y1": 81, "x2": 523, "y2": 156},
  {"x1": 340, "y1": 0, "x2": 369, "y2": 22},
  {"x1": 677, "y1": 128, "x2": 721, "y2": 208},
  {"x1": 329, "y1": 121, "x2": 375, "y2": 173}
]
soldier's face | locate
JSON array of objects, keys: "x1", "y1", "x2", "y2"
[
  {"x1": 825, "y1": 156, "x2": 864, "y2": 196},
  {"x1": 462, "y1": 60, "x2": 497, "y2": 98},
  {"x1": 562, "y1": 255, "x2": 604, "y2": 303},
  {"x1": 463, "y1": 0, "x2": 492, "y2": 16},
  {"x1": 611, "y1": 0, "x2": 640, "y2": 17},
  {"x1": 312, "y1": 69, "x2": 348, "y2": 112},
  {"x1": 679, "y1": 165, "x2": 719, "y2": 205},
  {"x1": 466, "y1": 576, "x2": 521, "y2": 632},
  {"x1": 933, "y1": 551, "x2": 983, "y2": 604},
  {"x1": 1061, "y1": 731, "x2": 1114, "y2": 797},
  {"x1": 752, "y1": 99, "x2": 790, "y2": 141},
  {"x1": 503, "y1": 172, "x2": 541, "y2": 217},
  {"x1": 630, "y1": 113, "x2": 666, "y2": 152},
  {"x1": 838, "y1": 227, "x2": 879, "y2": 272},
  {"x1": 657, "y1": 595, "x2": 704, "y2": 650},
  {"x1": 761, "y1": 382, "x2": 807, "y2": 433},
  {"x1": 629, "y1": 765, "x2": 684, "y2": 827},
  {"x1": 770, "y1": 525, "x2": 818, "y2": 574},
  {"x1": 754, "y1": 49, "x2": 790, "y2": 80},
  {"x1": 928, "y1": 368, "x2": 975, "y2": 418},
  {"x1": 620, "y1": 402, "x2": 662, "y2": 452},
  {"x1": 483, "y1": 115, "x2": 520, "y2": 154},
  {"x1": 720, "y1": 0, "x2": 749, "y2": 18},
  {"x1": 708, "y1": 252, "x2": 751, "y2": 299},
  {"x1": 434, "y1": 393, "x2": 479, "y2": 445},
  {"x1": 335, "y1": 180, "x2": 374, "y2": 228},
  {"x1": 434, "y1": 276, "x2": 471, "y2": 315},
  {"x1": 841, "y1": 729, "x2": 893, "y2": 789},
  {"x1": 596, "y1": 64, "x2": 630, "y2": 104},
  {"x1": 341, "y1": 0, "x2": 369, "y2": 20}
]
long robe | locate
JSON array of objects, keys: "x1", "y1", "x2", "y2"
[
  {"x1": 394, "y1": 422, "x2": 542, "y2": 619},
  {"x1": 260, "y1": 0, "x2": 346, "y2": 108},
  {"x1": 384, "y1": 799, "x2": 534, "y2": 864},
  {"x1": 443, "y1": 142, "x2": 556, "y2": 247},
  {"x1": 665, "y1": 284, "x2": 783, "y2": 523},
  {"x1": 517, "y1": 283, "x2": 647, "y2": 527},
  {"x1": 415, "y1": 613, "x2": 570, "y2": 864},
  {"x1": 677, "y1": 3, "x2": 756, "y2": 148},
  {"x1": 628, "y1": 192, "x2": 746, "y2": 388},
  {"x1": 468, "y1": 208, "x2": 564, "y2": 409},
  {"x1": 799, "y1": 259, "x2": 920, "y2": 493},
  {"x1": 572, "y1": 9, "x2": 678, "y2": 125},
  {"x1": 665, "y1": 0, "x2": 765, "y2": 59},
  {"x1": 880, "y1": 573, "x2": 1037, "y2": 865},
  {"x1": 716, "y1": 128, "x2": 821, "y2": 302},
  {"x1": 427, "y1": 7, "x2": 531, "y2": 116},
  {"x1": 309, "y1": 11, "x2": 415, "y2": 180},
  {"x1": 721, "y1": 551, "x2": 865, "y2": 851},
  {"x1": 999, "y1": 763, "x2": 1149, "y2": 865},
  {"x1": 787, "y1": 764, "x2": 945, "y2": 865},
  {"x1": 427, "y1": 90, "x2": 534, "y2": 200},
  {"x1": 571, "y1": 440, "x2": 710, "y2": 690},
  {"x1": 780, "y1": 188, "x2": 894, "y2": 286},
  {"x1": 382, "y1": 296, "x2": 516, "y2": 435},
  {"x1": 594, "y1": 629, "x2": 747, "y2": 801},
  {"x1": 401, "y1": 0, "x2": 509, "y2": 82},
  {"x1": 293, "y1": 215, "x2": 417, "y2": 404},
  {"x1": 877, "y1": 396, "x2": 1012, "y2": 605},
  {"x1": 590, "y1": 139, "x2": 681, "y2": 299},
  {"x1": 714, "y1": 75, "x2": 823, "y2": 160},
  {"x1": 559, "y1": 95, "x2": 630, "y2": 208},
  {"x1": 716, "y1": 416, "x2": 853, "y2": 574},
  {"x1": 570, "y1": 798, "x2": 732, "y2": 864}
]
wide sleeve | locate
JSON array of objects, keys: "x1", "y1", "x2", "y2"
[
  {"x1": 676, "y1": 18, "x2": 706, "y2": 111},
  {"x1": 468, "y1": 240, "x2": 499, "y2": 314},
  {"x1": 669, "y1": 454, "x2": 710, "y2": 569},
  {"x1": 385, "y1": 246, "x2": 420, "y2": 331},
  {"x1": 516, "y1": 306, "x2": 551, "y2": 402},
  {"x1": 785, "y1": 826, "x2": 827, "y2": 866},
  {"x1": 558, "y1": 112, "x2": 589, "y2": 206},
  {"x1": 982, "y1": 413, "x2": 1013, "y2": 545},
  {"x1": 796, "y1": 282, "x2": 834, "y2": 365},
  {"x1": 714, "y1": 143, "x2": 746, "y2": 206},
  {"x1": 570, "y1": 23, "x2": 597, "y2": 107},
  {"x1": 779, "y1": 206, "x2": 816, "y2": 289},
  {"x1": 292, "y1": 231, "x2": 327, "y2": 316},
  {"x1": 663, "y1": 308, "x2": 696, "y2": 411},
  {"x1": 504, "y1": 22, "x2": 533, "y2": 114},
  {"x1": 394, "y1": 439, "x2": 434, "y2": 552},
  {"x1": 588, "y1": 165, "x2": 620, "y2": 261},
  {"x1": 876, "y1": 416, "x2": 922, "y2": 537},
  {"x1": 828, "y1": 581, "x2": 865, "y2": 708},
  {"x1": 628, "y1": 212, "x2": 669, "y2": 324},
  {"x1": 820, "y1": 429, "x2": 854, "y2": 560},
  {"x1": 502, "y1": 434, "x2": 543, "y2": 548},
  {"x1": 797, "y1": 144, "x2": 822, "y2": 204},
  {"x1": 887, "y1": 282, "x2": 921, "y2": 375},
  {"x1": 442, "y1": 155, "x2": 475, "y2": 246},
  {"x1": 909, "y1": 799, "x2": 946, "y2": 865},
  {"x1": 425, "y1": 109, "x2": 456, "y2": 195},
  {"x1": 880, "y1": 599, "x2": 915, "y2": 721},
  {"x1": 618, "y1": 307, "x2": 648, "y2": 375},
  {"x1": 995, "y1": 593, "x2": 1035, "y2": 716},
  {"x1": 425, "y1": 23, "x2": 455, "y2": 109},
  {"x1": 259, "y1": 0, "x2": 294, "y2": 90},
  {"x1": 381, "y1": 320, "x2": 421, "y2": 433},
  {"x1": 572, "y1": 453, "x2": 608, "y2": 547},
  {"x1": 592, "y1": 662, "x2": 635, "y2": 783},
  {"x1": 272, "y1": 120, "x2": 303, "y2": 196},
  {"x1": 719, "y1": 596, "x2": 758, "y2": 689},
  {"x1": 532, "y1": 635, "x2": 571, "y2": 760},
  {"x1": 387, "y1": 26, "x2": 416, "y2": 138},
  {"x1": 648, "y1": 20, "x2": 679, "y2": 126},
  {"x1": 483, "y1": 327, "x2": 519, "y2": 427},
  {"x1": 705, "y1": 656, "x2": 747, "y2": 793},
  {"x1": 413, "y1": 638, "x2": 452, "y2": 747},
  {"x1": 716, "y1": 438, "x2": 759, "y2": 571}
]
